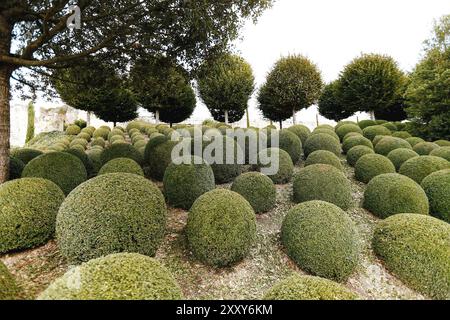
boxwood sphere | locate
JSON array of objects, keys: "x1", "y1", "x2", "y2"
[
  {"x1": 405, "y1": 137, "x2": 425, "y2": 147},
  {"x1": 304, "y1": 133, "x2": 341, "y2": 157},
  {"x1": 66, "y1": 124, "x2": 81, "y2": 135},
  {"x1": 358, "y1": 120, "x2": 377, "y2": 129},
  {"x1": 305, "y1": 150, "x2": 343, "y2": 171},
  {"x1": 257, "y1": 148, "x2": 294, "y2": 184},
  {"x1": 355, "y1": 154, "x2": 395, "y2": 184},
  {"x1": 278, "y1": 129, "x2": 302, "y2": 164},
  {"x1": 311, "y1": 129, "x2": 340, "y2": 142},
  {"x1": 392, "y1": 131, "x2": 412, "y2": 139},
  {"x1": 91, "y1": 137, "x2": 106, "y2": 148},
  {"x1": 101, "y1": 143, "x2": 143, "y2": 165},
  {"x1": 343, "y1": 132, "x2": 363, "y2": 142},
  {"x1": 64, "y1": 148, "x2": 95, "y2": 177},
  {"x1": 372, "y1": 135, "x2": 388, "y2": 147},
  {"x1": 38, "y1": 253, "x2": 182, "y2": 300},
  {"x1": 373, "y1": 214, "x2": 450, "y2": 299},
  {"x1": 381, "y1": 122, "x2": 398, "y2": 132},
  {"x1": 0, "y1": 178, "x2": 65, "y2": 253},
  {"x1": 9, "y1": 156, "x2": 25, "y2": 180},
  {"x1": 109, "y1": 135, "x2": 125, "y2": 144},
  {"x1": 205, "y1": 136, "x2": 243, "y2": 184},
  {"x1": 99, "y1": 158, "x2": 144, "y2": 176},
  {"x1": 86, "y1": 148, "x2": 103, "y2": 174},
  {"x1": 146, "y1": 140, "x2": 179, "y2": 181},
  {"x1": 363, "y1": 125, "x2": 392, "y2": 141},
  {"x1": 10, "y1": 148, "x2": 43, "y2": 165},
  {"x1": 263, "y1": 274, "x2": 358, "y2": 300},
  {"x1": 399, "y1": 156, "x2": 450, "y2": 184},
  {"x1": 163, "y1": 157, "x2": 215, "y2": 210},
  {"x1": 287, "y1": 125, "x2": 311, "y2": 145},
  {"x1": 231, "y1": 172, "x2": 276, "y2": 213},
  {"x1": 363, "y1": 173, "x2": 429, "y2": 218},
  {"x1": 346, "y1": 146, "x2": 375, "y2": 167},
  {"x1": 413, "y1": 142, "x2": 440, "y2": 156},
  {"x1": 342, "y1": 135, "x2": 373, "y2": 154},
  {"x1": 93, "y1": 128, "x2": 109, "y2": 139},
  {"x1": 421, "y1": 170, "x2": 450, "y2": 222},
  {"x1": 335, "y1": 120, "x2": 357, "y2": 130},
  {"x1": 186, "y1": 189, "x2": 256, "y2": 267},
  {"x1": 281, "y1": 201, "x2": 359, "y2": 282},
  {"x1": 336, "y1": 124, "x2": 363, "y2": 141},
  {"x1": 387, "y1": 148, "x2": 419, "y2": 171},
  {"x1": 293, "y1": 164, "x2": 352, "y2": 210},
  {"x1": 435, "y1": 140, "x2": 450, "y2": 147},
  {"x1": 56, "y1": 173, "x2": 167, "y2": 264},
  {"x1": 22, "y1": 152, "x2": 87, "y2": 195},
  {"x1": 430, "y1": 146, "x2": 450, "y2": 161},
  {"x1": 374, "y1": 137, "x2": 412, "y2": 156},
  {"x1": 0, "y1": 261, "x2": 20, "y2": 300}
]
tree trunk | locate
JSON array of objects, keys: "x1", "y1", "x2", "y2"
[
  {"x1": 369, "y1": 110, "x2": 375, "y2": 120},
  {"x1": 246, "y1": 108, "x2": 250, "y2": 128},
  {"x1": 292, "y1": 108, "x2": 296, "y2": 125},
  {"x1": 155, "y1": 110, "x2": 160, "y2": 124},
  {"x1": 113, "y1": 121, "x2": 117, "y2": 127},
  {"x1": 86, "y1": 111, "x2": 91, "y2": 126},
  {"x1": 316, "y1": 113, "x2": 319, "y2": 127},
  {"x1": 224, "y1": 110, "x2": 229, "y2": 125},
  {"x1": 279, "y1": 120, "x2": 283, "y2": 129}
]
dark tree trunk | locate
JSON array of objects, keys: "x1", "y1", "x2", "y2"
[
  {"x1": 113, "y1": 121, "x2": 117, "y2": 127},
  {"x1": 279, "y1": 120, "x2": 283, "y2": 129}
]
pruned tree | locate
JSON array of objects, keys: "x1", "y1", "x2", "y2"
[
  {"x1": 93, "y1": 87, "x2": 138, "y2": 127},
  {"x1": 318, "y1": 81, "x2": 354, "y2": 121}
]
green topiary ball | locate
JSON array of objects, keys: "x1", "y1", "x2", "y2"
[
  {"x1": 358, "y1": 120, "x2": 377, "y2": 129},
  {"x1": 186, "y1": 189, "x2": 256, "y2": 267},
  {"x1": 421, "y1": 170, "x2": 450, "y2": 222},
  {"x1": 0, "y1": 261, "x2": 20, "y2": 300},
  {"x1": 413, "y1": 142, "x2": 440, "y2": 156},
  {"x1": 287, "y1": 125, "x2": 311, "y2": 145},
  {"x1": 257, "y1": 148, "x2": 294, "y2": 184},
  {"x1": 10, "y1": 148, "x2": 43, "y2": 165},
  {"x1": 231, "y1": 172, "x2": 276, "y2": 213},
  {"x1": 64, "y1": 148, "x2": 95, "y2": 177},
  {"x1": 305, "y1": 150, "x2": 343, "y2": 171},
  {"x1": 109, "y1": 135, "x2": 125, "y2": 144},
  {"x1": 163, "y1": 157, "x2": 215, "y2": 210},
  {"x1": 335, "y1": 121, "x2": 357, "y2": 131},
  {"x1": 355, "y1": 154, "x2": 395, "y2": 184},
  {"x1": 293, "y1": 164, "x2": 352, "y2": 210},
  {"x1": 146, "y1": 139, "x2": 179, "y2": 181},
  {"x1": 100, "y1": 143, "x2": 143, "y2": 166},
  {"x1": 91, "y1": 137, "x2": 106, "y2": 148},
  {"x1": 56, "y1": 173, "x2": 167, "y2": 264},
  {"x1": 392, "y1": 131, "x2": 412, "y2": 139},
  {"x1": 22, "y1": 152, "x2": 87, "y2": 195},
  {"x1": 406, "y1": 137, "x2": 425, "y2": 147},
  {"x1": 9, "y1": 156, "x2": 25, "y2": 180},
  {"x1": 98, "y1": 158, "x2": 144, "y2": 176},
  {"x1": 76, "y1": 132, "x2": 91, "y2": 141},
  {"x1": 86, "y1": 148, "x2": 103, "y2": 174},
  {"x1": 263, "y1": 274, "x2": 358, "y2": 300},
  {"x1": 430, "y1": 146, "x2": 450, "y2": 162},
  {"x1": 335, "y1": 124, "x2": 363, "y2": 141},
  {"x1": 382, "y1": 122, "x2": 398, "y2": 132},
  {"x1": 278, "y1": 129, "x2": 302, "y2": 164},
  {"x1": 434, "y1": 140, "x2": 450, "y2": 147},
  {"x1": 346, "y1": 145, "x2": 375, "y2": 167},
  {"x1": 205, "y1": 136, "x2": 243, "y2": 184},
  {"x1": 311, "y1": 129, "x2": 340, "y2": 142},
  {"x1": 387, "y1": 148, "x2": 419, "y2": 171},
  {"x1": 373, "y1": 214, "x2": 450, "y2": 299},
  {"x1": 304, "y1": 133, "x2": 341, "y2": 157},
  {"x1": 372, "y1": 135, "x2": 389, "y2": 147},
  {"x1": 343, "y1": 132, "x2": 362, "y2": 142},
  {"x1": 66, "y1": 124, "x2": 81, "y2": 135},
  {"x1": 0, "y1": 178, "x2": 65, "y2": 253},
  {"x1": 374, "y1": 137, "x2": 412, "y2": 156},
  {"x1": 70, "y1": 138, "x2": 88, "y2": 149},
  {"x1": 362, "y1": 125, "x2": 392, "y2": 141},
  {"x1": 399, "y1": 156, "x2": 450, "y2": 184},
  {"x1": 38, "y1": 253, "x2": 182, "y2": 300},
  {"x1": 93, "y1": 128, "x2": 109, "y2": 140},
  {"x1": 281, "y1": 201, "x2": 359, "y2": 282},
  {"x1": 363, "y1": 173, "x2": 429, "y2": 218},
  {"x1": 342, "y1": 135, "x2": 373, "y2": 154}
]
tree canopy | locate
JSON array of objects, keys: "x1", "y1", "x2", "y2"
[
  {"x1": 318, "y1": 81, "x2": 354, "y2": 121},
  {"x1": 92, "y1": 87, "x2": 138, "y2": 126}
]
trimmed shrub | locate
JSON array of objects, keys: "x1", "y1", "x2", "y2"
[
  {"x1": 69, "y1": 138, "x2": 88, "y2": 149},
  {"x1": 257, "y1": 148, "x2": 294, "y2": 184},
  {"x1": 336, "y1": 124, "x2": 363, "y2": 141},
  {"x1": 335, "y1": 120, "x2": 357, "y2": 131},
  {"x1": 382, "y1": 122, "x2": 398, "y2": 131},
  {"x1": 9, "y1": 156, "x2": 25, "y2": 180},
  {"x1": 109, "y1": 135, "x2": 125, "y2": 144},
  {"x1": 64, "y1": 148, "x2": 95, "y2": 177},
  {"x1": 355, "y1": 154, "x2": 395, "y2": 184},
  {"x1": 358, "y1": 120, "x2": 377, "y2": 129},
  {"x1": 134, "y1": 140, "x2": 147, "y2": 150},
  {"x1": 56, "y1": 173, "x2": 166, "y2": 264},
  {"x1": 399, "y1": 156, "x2": 450, "y2": 184},
  {"x1": 311, "y1": 129, "x2": 340, "y2": 142},
  {"x1": 362, "y1": 125, "x2": 392, "y2": 141},
  {"x1": 76, "y1": 132, "x2": 91, "y2": 141},
  {"x1": 406, "y1": 137, "x2": 425, "y2": 147},
  {"x1": 38, "y1": 253, "x2": 182, "y2": 300},
  {"x1": 421, "y1": 170, "x2": 450, "y2": 222},
  {"x1": 263, "y1": 274, "x2": 358, "y2": 300},
  {"x1": 281, "y1": 201, "x2": 359, "y2": 281},
  {"x1": 186, "y1": 189, "x2": 256, "y2": 267},
  {"x1": 146, "y1": 140, "x2": 178, "y2": 181},
  {"x1": 434, "y1": 140, "x2": 450, "y2": 147},
  {"x1": 86, "y1": 148, "x2": 103, "y2": 174},
  {"x1": 343, "y1": 132, "x2": 362, "y2": 142},
  {"x1": 430, "y1": 147, "x2": 450, "y2": 162},
  {"x1": 10, "y1": 148, "x2": 43, "y2": 165},
  {"x1": 22, "y1": 152, "x2": 87, "y2": 195},
  {"x1": 163, "y1": 157, "x2": 215, "y2": 210},
  {"x1": 392, "y1": 131, "x2": 412, "y2": 139},
  {"x1": 372, "y1": 135, "x2": 388, "y2": 147},
  {"x1": 387, "y1": 148, "x2": 419, "y2": 171},
  {"x1": 342, "y1": 135, "x2": 373, "y2": 154},
  {"x1": 100, "y1": 143, "x2": 143, "y2": 166},
  {"x1": 293, "y1": 164, "x2": 352, "y2": 210},
  {"x1": 0, "y1": 178, "x2": 65, "y2": 253},
  {"x1": 346, "y1": 146, "x2": 375, "y2": 167},
  {"x1": 304, "y1": 133, "x2": 341, "y2": 157},
  {"x1": 413, "y1": 142, "x2": 440, "y2": 156},
  {"x1": 91, "y1": 137, "x2": 106, "y2": 148},
  {"x1": 66, "y1": 125, "x2": 81, "y2": 135},
  {"x1": 231, "y1": 172, "x2": 276, "y2": 213},
  {"x1": 93, "y1": 128, "x2": 109, "y2": 140},
  {"x1": 373, "y1": 214, "x2": 450, "y2": 299},
  {"x1": 374, "y1": 136, "x2": 412, "y2": 156},
  {"x1": 0, "y1": 261, "x2": 20, "y2": 300},
  {"x1": 363, "y1": 173, "x2": 429, "y2": 218},
  {"x1": 305, "y1": 150, "x2": 343, "y2": 171},
  {"x1": 315, "y1": 124, "x2": 334, "y2": 131},
  {"x1": 278, "y1": 129, "x2": 302, "y2": 164},
  {"x1": 99, "y1": 158, "x2": 144, "y2": 176},
  {"x1": 287, "y1": 125, "x2": 311, "y2": 145}
]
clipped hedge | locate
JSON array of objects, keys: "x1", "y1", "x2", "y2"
[
  {"x1": 362, "y1": 125, "x2": 392, "y2": 141},
  {"x1": 430, "y1": 146, "x2": 450, "y2": 162},
  {"x1": 399, "y1": 156, "x2": 450, "y2": 184},
  {"x1": 10, "y1": 148, "x2": 43, "y2": 165},
  {"x1": 421, "y1": 170, "x2": 450, "y2": 222},
  {"x1": 256, "y1": 148, "x2": 294, "y2": 184},
  {"x1": 93, "y1": 128, "x2": 109, "y2": 140},
  {"x1": 0, "y1": 261, "x2": 20, "y2": 300},
  {"x1": 304, "y1": 133, "x2": 341, "y2": 157},
  {"x1": 346, "y1": 145, "x2": 375, "y2": 167},
  {"x1": 413, "y1": 142, "x2": 440, "y2": 156},
  {"x1": 146, "y1": 140, "x2": 179, "y2": 181},
  {"x1": 287, "y1": 125, "x2": 311, "y2": 145},
  {"x1": 305, "y1": 150, "x2": 343, "y2": 171},
  {"x1": 100, "y1": 142, "x2": 143, "y2": 166},
  {"x1": 66, "y1": 125, "x2": 81, "y2": 135},
  {"x1": 335, "y1": 124, "x2": 363, "y2": 141},
  {"x1": 392, "y1": 131, "x2": 412, "y2": 139},
  {"x1": 405, "y1": 137, "x2": 425, "y2": 147},
  {"x1": 99, "y1": 158, "x2": 144, "y2": 176},
  {"x1": 374, "y1": 137, "x2": 412, "y2": 156},
  {"x1": 387, "y1": 148, "x2": 419, "y2": 171},
  {"x1": 355, "y1": 154, "x2": 395, "y2": 184},
  {"x1": 278, "y1": 129, "x2": 302, "y2": 164},
  {"x1": 342, "y1": 135, "x2": 373, "y2": 154},
  {"x1": 311, "y1": 129, "x2": 340, "y2": 142},
  {"x1": 231, "y1": 172, "x2": 276, "y2": 213},
  {"x1": 64, "y1": 148, "x2": 95, "y2": 177}
]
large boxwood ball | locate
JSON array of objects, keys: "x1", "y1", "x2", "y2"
[
  {"x1": 100, "y1": 142, "x2": 143, "y2": 165},
  {"x1": 362, "y1": 125, "x2": 392, "y2": 141},
  {"x1": 374, "y1": 137, "x2": 412, "y2": 156},
  {"x1": 304, "y1": 133, "x2": 341, "y2": 157},
  {"x1": 263, "y1": 274, "x2": 358, "y2": 300},
  {"x1": 373, "y1": 214, "x2": 450, "y2": 299},
  {"x1": 336, "y1": 124, "x2": 363, "y2": 141},
  {"x1": 257, "y1": 148, "x2": 294, "y2": 184},
  {"x1": 9, "y1": 156, "x2": 25, "y2": 180},
  {"x1": 413, "y1": 142, "x2": 440, "y2": 155},
  {"x1": 406, "y1": 137, "x2": 425, "y2": 147},
  {"x1": 0, "y1": 178, "x2": 65, "y2": 253},
  {"x1": 278, "y1": 129, "x2": 302, "y2": 164},
  {"x1": 421, "y1": 170, "x2": 450, "y2": 222},
  {"x1": 22, "y1": 152, "x2": 87, "y2": 195},
  {"x1": 145, "y1": 139, "x2": 178, "y2": 181},
  {"x1": 64, "y1": 148, "x2": 95, "y2": 177},
  {"x1": 0, "y1": 261, "x2": 20, "y2": 300},
  {"x1": 346, "y1": 145, "x2": 375, "y2": 167},
  {"x1": 342, "y1": 135, "x2": 373, "y2": 154},
  {"x1": 387, "y1": 148, "x2": 419, "y2": 171},
  {"x1": 10, "y1": 148, "x2": 43, "y2": 165},
  {"x1": 231, "y1": 172, "x2": 276, "y2": 213},
  {"x1": 86, "y1": 148, "x2": 103, "y2": 174},
  {"x1": 163, "y1": 157, "x2": 215, "y2": 210},
  {"x1": 363, "y1": 173, "x2": 429, "y2": 218},
  {"x1": 355, "y1": 154, "x2": 396, "y2": 184},
  {"x1": 381, "y1": 122, "x2": 398, "y2": 132},
  {"x1": 287, "y1": 125, "x2": 311, "y2": 145},
  {"x1": 372, "y1": 135, "x2": 388, "y2": 147},
  {"x1": 305, "y1": 150, "x2": 343, "y2": 171},
  {"x1": 281, "y1": 201, "x2": 359, "y2": 282},
  {"x1": 430, "y1": 146, "x2": 450, "y2": 162},
  {"x1": 335, "y1": 120, "x2": 357, "y2": 130},
  {"x1": 293, "y1": 164, "x2": 352, "y2": 210},
  {"x1": 186, "y1": 189, "x2": 256, "y2": 267},
  {"x1": 399, "y1": 156, "x2": 450, "y2": 184},
  {"x1": 56, "y1": 173, "x2": 167, "y2": 264},
  {"x1": 98, "y1": 157, "x2": 144, "y2": 176},
  {"x1": 38, "y1": 253, "x2": 182, "y2": 300}
]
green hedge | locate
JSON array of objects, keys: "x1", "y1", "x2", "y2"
[
  {"x1": 374, "y1": 137, "x2": 412, "y2": 156},
  {"x1": 278, "y1": 129, "x2": 302, "y2": 164},
  {"x1": 231, "y1": 172, "x2": 276, "y2": 213},
  {"x1": 413, "y1": 142, "x2": 440, "y2": 155},
  {"x1": 256, "y1": 148, "x2": 294, "y2": 184},
  {"x1": 66, "y1": 125, "x2": 81, "y2": 135},
  {"x1": 99, "y1": 158, "x2": 144, "y2": 176},
  {"x1": 342, "y1": 136, "x2": 373, "y2": 154},
  {"x1": 405, "y1": 137, "x2": 425, "y2": 147},
  {"x1": 430, "y1": 147, "x2": 450, "y2": 161},
  {"x1": 9, "y1": 156, "x2": 25, "y2": 180},
  {"x1": 304, "y1": 133, "x2": 341, "y2": 157},
  {"x1": 305, "y1": 150, "x2": 343, "y2": 171},
  {"x1": 336, "y1": 124, "x2": 363, "y2": 141},
  {"x1": 346, "y1": 146, "x2": 375, "y2": 167},
  {"x1": 399, "y1": 156, "x2": 450, "y2": 184},
  {"x1": 287, "y1": 125, "x2": 311, "y2": 145},
  {"x1": 362, "y1": 125, "x2": 392, "y2": 141},
  {"x1": 421, "y1": 170, "x2": 450, "y2": 222},
  {"x1": 355, "y1": 154, "x2": 395, "y2": 184},
  {"x1": 100, "y1": 143, "x2": 143, "y2": 166},
  {"x1": 146, "y1": 140, "x2": 179, "y2": 181},
  {"x1": 387, "y1": 148, "x2": 419, "y2": 171},
  {"x1": 0, "y1": 261, "x2": 20, "y2": 300},
  {"x1": 10, "y1": 148, "x2": 43, "y2": 165}
]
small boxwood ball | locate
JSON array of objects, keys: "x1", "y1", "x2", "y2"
[
  {"x1": 205, "y1": 136, "x2": 243, "y2": 184},
  {"x1": 287, "y1": 125, "x2": 310, "y2": 145},
  {"x1": 399, "y1": 156, "x2": 450, "y2": 184},
  {"x1": 278, "y1": 129, "x2": 302, "y2": 164},
  {"x1": 362, "y1": 125, "x2": 392, "y2": 141},
  {"x1": 375, "y1": 137, "x2": 412, "y2": 156},
  {"x1": 392, "y1": 131, "x2": 412, "y2": 139},
  {"x1": 64, "y1": 148, "x2": 95, "y2": 177},
  {"x1": 70, "y1": 138, "x2": 88, "y2": 149},
  {"x1": 109, "y1": 135, "x2": 125, "y2": 144},
  {"x1": 405, "y1": 137, "x2": 425, "y2": 147},
  {"x1": 281, "y1": 201, "x2": 360, "y2": 282},
  {"x1": 373, "y1": 214, "x2": 450, "y2": 299},
  {"x1": 146, "y1": 140, "x2": 179, "y2": 181},
  {"x1": 86, "y1": 148, "x2": 103, "y2": 174},
  {"x1": 231, "y1": 172, "x2": 276, "y2": 213},
  {"x1": 134, "y1": 139, "x2": 147, "y2": 150},
  {"x1": 430, "y1": 146, "x2": 450, "y2": 162},
  {"x1": 66, "y1": 124, "x2": 81, "y2": 135},
  {"x1": 9, "y1": 156, "x2": 25, "y2": 180},
  {"x1": 372, "y1": 135, "x2": 388, "y2": 147},
  {"x1": 38, "y1": 253, "x2": 182, "y2": 300},
  {"x1": 76, "y1": 132, "x2": 91, "y2": 141},
  {"x1": 257, "y1": 148, "x2": 294, "y2": 184},
  {"x1": 387, "y1": 148, "x2": 419, "y2": 171},
  {"x1": 382, "y1": 122, "x2": 398, "y2": 131},
  {"x1": 434, "y1": 140, "x2": 450, "y2": 147},
  {"x1": 0, "y1": 178, "x2": 65, "y2": 253},
  {"x1": 305, "y1": 150, "x2": 343, "y2": 171},
  {"x1": 421, "y1": 170, "x2": 450, "y2": 222},
  {"x1": 0, "y1": 261, "x2": 20, "y2": 300},
  {"x1": 304, "y1": 133, "x2": 341, "y2": 157},
  {"x1": 91, "y1": 137, "x2": 106, "y2": 148},
  {"x1": 335, "y1": 120, "x2": 357, "y2": 130},
  {"x1": 355, "y1": 154, "x2": 395, "y2": 184},
  {"x1": 56, "y1": 173, "x2": 167, "y2": 264},
  {"x1": 335, "y1": 124, "x2": 363, "y2": 141},
  {"x1": 315, "y1": 124, "x2": 335, "y2": 131},
  {"x1": 101, "y1": 142, "x2": 143, "y2": 166},
  {"x1": 358, "y1": 120, "x2": 377, "y2": 129},
  {"x1": 413, "y1": 142, "x2": 440, "y2": 156},
  {"x1": 342, "y1": 135, "x2": 373, "y2": 154},
  {"x1": 311, "y1": 129, "x2": 340, "y2": 142},
  {"x1": 263, "y1": 274, "x2": 358, "y2": 300},
  {"x1": 186, "y1": 189, "x2": 256, "y2": 267},
  {"x1": 363, "y1": 173, "x2": 429, "y2": 218},
  {"x1": 293, "y1": 164, "x2": 352, "y2": 210},
  {"x1": 163, "y1": 157, "x2": 215, "y2": 210},
  {"x1": 93, "y1": 128, "x2": 109, "y2": 139},
  {"x1": 10, "y1": 148, "x2": 43, "y2": 165},
  {"x1": 343, "y1": 132, "x2": 362, "y2": 142},
  {"x1": 99, "y1": 158, "x2": 144, "y2": 176},
  {"x1": 346, "y1": 146, "x2": 375, "y2": 167},
  {"x1": 22, "y1": 152, "x2": 87, "y2": 195}
]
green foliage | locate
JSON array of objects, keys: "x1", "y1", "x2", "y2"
[
  {"x1": 373, "y1": 214, "x2": 450, "y2": 299},
  {"x1": 99, "y1": 158, "x2": 144, "y2": 176},
  {"x1": 86, "y1": 149, "x2": 103, "y2": 175},
  {"x1": 8, "y1": 156, "x2": 24, "y2": 180},
  {"x1": 421, "y1": 169, "x2": 450, "y2": 222},
  {"x1": 186, "y1": 189, "x2": 256, "y2": 267},
  {"x1": 335, "y1": 124, "x2": 363, "y2": 141},
  {"x1": 358, "y1": 120, "x2": 377, "y2": 129},
  {"x1": 38, "y1": 253, "x2": 182, "y2": 300},
  {"x1": 92, "y1": 87, "x2": 138, "y2": 125},
  {"x1": 387, "y1": 148, "x2": 419, "y2": 171},
  {"x1": 56, "y1": 173, "x2": 166, "y2": 264},
  {"x1": 66, "y1": 125, "x2": 81, "y2": 136},
  {"x1": 399, "y1": 156, "x2": 450, "y2": 184},
  {"x1": 205, "y1": 136, "x2": 243, "y2": 184},
  {"x1": 374, "y1": 137, "x2": 412, "y2": 156},
  {"x1": 318, "y1": 81, "x2": 354, "y2": 121},
  {"x1": 145, "y1": 140, "x2": 178, "y2": 181},
  {"x1": 0, "y1": 261, "x2": 20, "y2": 300},
  {"x1": 312, "y1": 128, "x2": 340, "y2": 141},
  {"x1": 93, "y1": 128, "x2": 110, "y2": 140},
  {"x1": 305, "y1": 150, "x2": 343, "y2": 171},
  {"x1": 413, "y1": 142, "x2": 440, "y2": 155},
  {"x1": 257, "y1": 148, "x2": 294, "y2": 184},
  {"x1": 304, "y1": 133, "x2": 342, "y2": 157},
  {"x1": 392, "y1": 131, "x2": 411, "y2": 139},
  {"x1": 25, "y1": 101, "x2": 35, "y2": 143},
  {"x1": 430, "y1": 146, "x2": 450, "y2": 161},
  {"x1": 346, "y1": 146, "x2": 375, "y2": 167},
  {"x1": 278, "y1": 129, "x2": 302, "y2": 164},
  {"x1": 0, "y1": 178, "x2": 65, "y2": 253},
  {"x1": 362, "y1": 125, "x2": 392, "y2": 141},
  {"x1": 64, "y1": 148, "x2": 95, "y2": 177},
  {"x1": 281, "y1": 201, "x2": 359, "y2": 282},
  {"x1": 363, "y1": 173, "x2": 429, "y2": 218},
  {"x1": 91, "y1": 138, "x2": 106, "y2": 148},
  {"x1": 342, "y1": 135, "x2": 373, "y2": 154},
  {"x1": 435, "y1": 140, "x2": 450, "y2": 146},
  {"x1": 406, "y1": 137, "x2": 425, "y2": 147},
  {"x1": 231, "y1": 172, "x2": 276, "y2": 213},
  {"x1": 101, "y1": 143, "x2": 143, "y2": 166},
  {"x1": 287, "y1": 125, "x2": 311, "y2": 145},
  {"x1": 355, "y1": 154, "x2": 396, "y2": 184}
]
